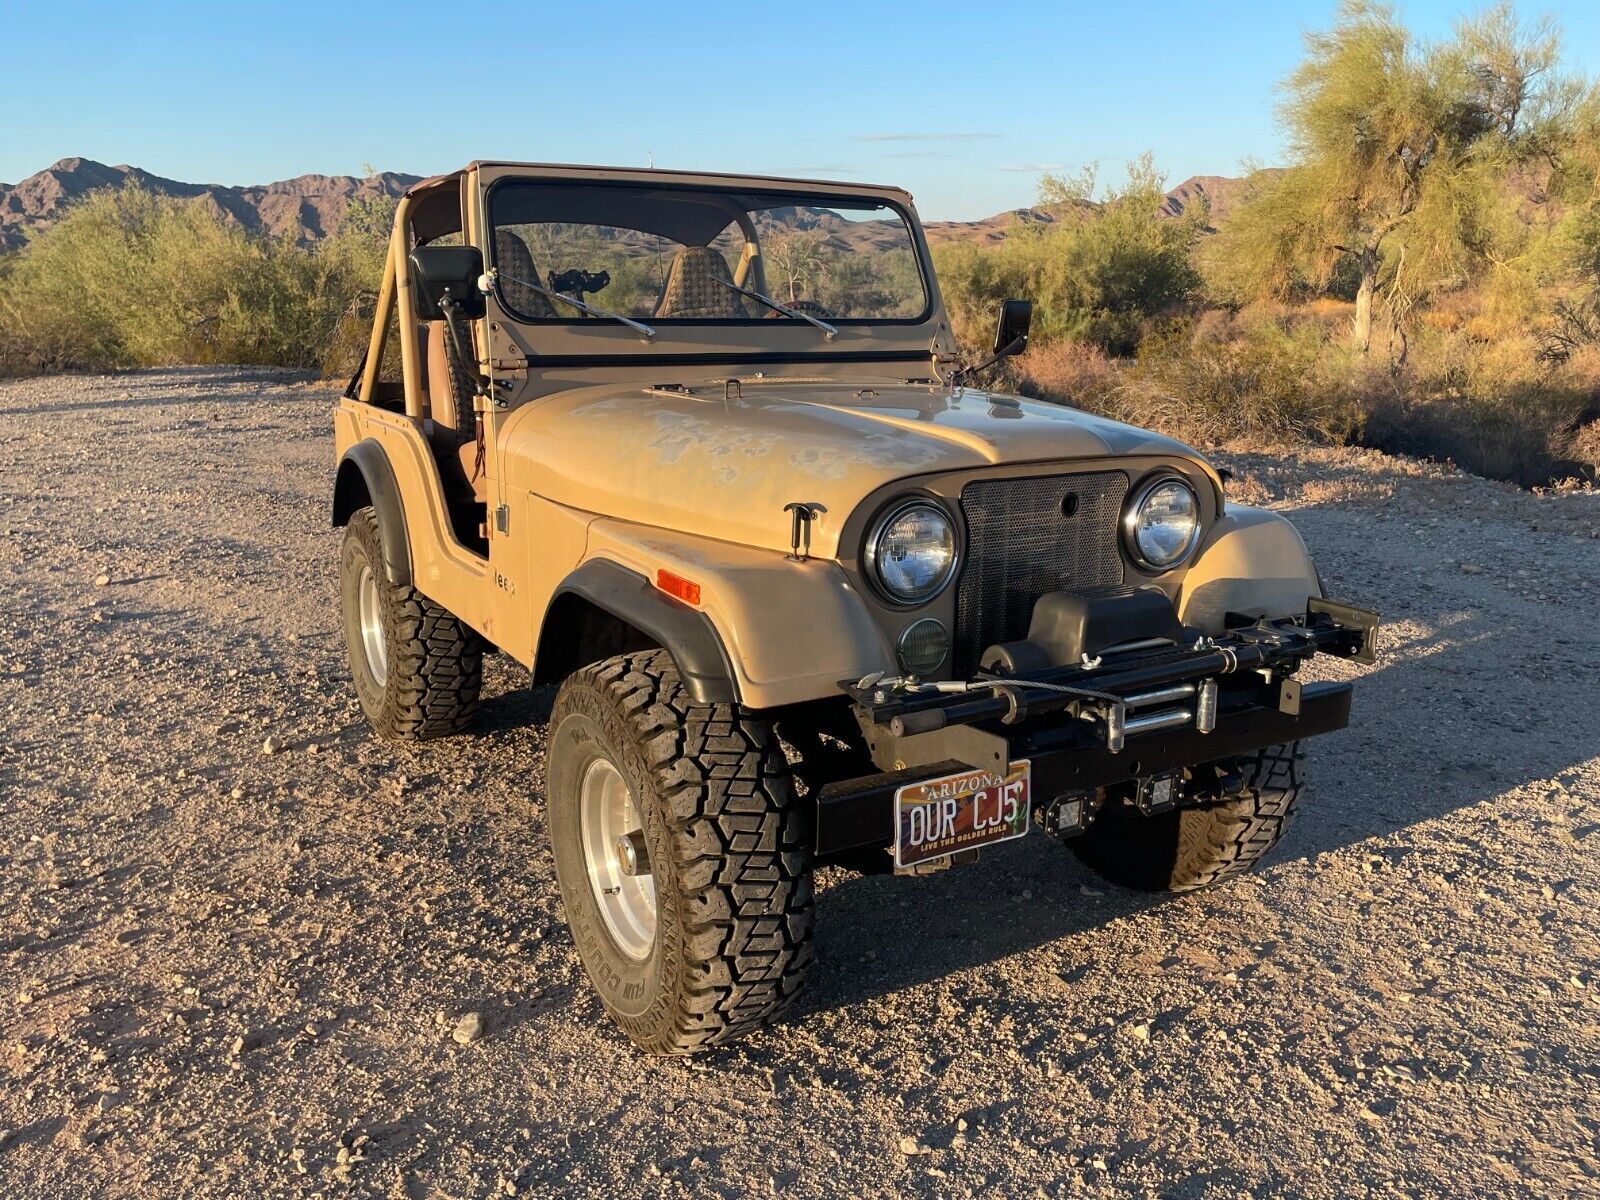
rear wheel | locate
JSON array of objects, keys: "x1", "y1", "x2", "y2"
[
  {"x1": 547, "y1": 650, "x2": 814, "y2": 1054},
  {"x1": 1070, "y1": 743, "x2": 1304, "y2": 891},
  {"x1": 339, "y1": 507, "x2": 482, "y2": 740}
]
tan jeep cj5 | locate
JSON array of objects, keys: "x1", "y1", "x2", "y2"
[{"x1": 332, "y1": 161, "x2": 1379, "y2": 1054}]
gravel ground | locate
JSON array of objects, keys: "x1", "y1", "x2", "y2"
[{"x1": 2, "y1": 367, "x2": 1598, "y2": 1200}]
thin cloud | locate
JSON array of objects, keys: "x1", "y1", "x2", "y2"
[
  {"x1": 880, "y1": 150, "x2": 950, "y2": 159},
  {"x1": 853, "y1": 132, "x2": 1004, "y2": 143},
  {"x1": 999, "y1": 162, "x2": 1068, "y2": 172}
]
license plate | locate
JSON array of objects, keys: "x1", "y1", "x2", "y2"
[{"x1": 894, "y1": 760, "x2": 1031, "y2": 868}]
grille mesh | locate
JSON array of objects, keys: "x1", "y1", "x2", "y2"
[{"x1": 954, "y1": 471, "x2": 1129, "y2": 672}]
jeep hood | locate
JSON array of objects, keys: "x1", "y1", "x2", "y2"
[{"x1": 498, "y1": 379, "x2": 1215, "y2": 558}]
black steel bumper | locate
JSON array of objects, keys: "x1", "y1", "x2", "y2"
[{"x1": 815, "y1": 599, "x2": 1376, "y2": 857}]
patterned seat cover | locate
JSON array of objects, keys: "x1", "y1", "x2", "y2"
[
  {"x1": 654, "y1": 246, "x2": 747, "y2": 319},
  {"x1": 494, "y1": 228, "x2": 557, "y2": 318}
]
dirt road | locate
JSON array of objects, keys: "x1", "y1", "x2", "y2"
[{"x1": 2, "y1": 368, "x2": 1597, "y2": 1199}]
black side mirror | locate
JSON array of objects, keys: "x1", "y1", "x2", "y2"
[
  {"x1": 411, "y1": 245, "x2": 485, "y2": 319},
  {"x1": 994, "y1": 298, "x2": 1032, "y2": 356}
]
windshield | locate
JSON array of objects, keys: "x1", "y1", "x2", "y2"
[{"x1": 487, "y1": 181, "x2": 928, "y2": 326}]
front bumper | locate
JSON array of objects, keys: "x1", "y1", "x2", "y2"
[{"x1": 815, "y1": 598, "x2": 1377, "y2": 857}]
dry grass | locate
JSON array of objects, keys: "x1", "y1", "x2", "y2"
[{"x1": 1007, "y1": 307, "x2": 1600, "y2": 489}]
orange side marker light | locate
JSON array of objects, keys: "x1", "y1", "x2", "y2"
[{"x1": 656, "y1": 568, "x2": 702, "y2": 607}]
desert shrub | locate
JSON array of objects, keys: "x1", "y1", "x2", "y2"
[
  {"x1": 318, "y1": 189, "x2": 398, "y2": 382},
  {"x1": 1006, "y1": 340, "x2": 1122, "y2": 413},
  {"x1": 1568, "y1": 415, "x2": 1600, "y2": 477},
  {"x1": 935, "y1": 156, "x2": 1204, "y2": 356},
  {"x1": 0, "y1": 183, "x2": 378, "y2": 376},
  {"x1": 1362, "y1": 389, "x2": 1597, "y2": 486},
  {"x1": 1118, "y1": 318, "x2": 1366, "y2": 444}
]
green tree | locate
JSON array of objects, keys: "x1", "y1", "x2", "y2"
[
  {"x1": 764, "y1": 229, "x2": 830, "y2": 302},
  {"x1": 1217, "y1": 1, "x2": 1589, "y2": 357}
]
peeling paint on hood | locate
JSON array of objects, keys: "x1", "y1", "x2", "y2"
[{"x1": 498, "y1": 379, "x2": 1212, "y2": 557}]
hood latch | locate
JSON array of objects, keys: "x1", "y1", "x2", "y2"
[{"x1": 784, "y1": 502, "x2": 826, "y2": 562}]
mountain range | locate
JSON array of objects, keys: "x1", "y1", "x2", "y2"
[{"x1": 0, "y1": 158, "x2": 1263, "y2": 253}]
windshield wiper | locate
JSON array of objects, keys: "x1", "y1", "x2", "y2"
[
  {"x1": 493, "y1": 269, "x2": 656, "y2": 341},
  {"x1": 717, "y1": 280, "x2": 837, "y2": 341}
]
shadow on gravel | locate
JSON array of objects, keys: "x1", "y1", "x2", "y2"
[
  {"x1": 475, "y1": 683, "x2": 555, "y2": 736},
  {"x1": 801, "y1": 839, "x2": 1163, "y2": 1016},
  {"x1": 794, "y1": 529, "x2": 1599, "y2": 1015}
]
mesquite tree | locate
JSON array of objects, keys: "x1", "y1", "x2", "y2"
[{"x1": 1221, "y1": 1, "x2": 1586, "y2": 358}]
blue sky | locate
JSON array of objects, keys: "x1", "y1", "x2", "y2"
[{"x1": 5, "y1": 1, "x2": 1598, "y2": 221}]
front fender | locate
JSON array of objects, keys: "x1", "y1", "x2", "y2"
[
  {"x1": 544, "y1": 559, "x2": 739, "y2": 705},
  {"x1": 582, "y1": 519, "x2": 895, "y2": 711},
  {"x1": 1177, "y1": 505, "x2": 1320, "y2": 633}
]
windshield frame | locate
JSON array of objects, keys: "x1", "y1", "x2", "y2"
[{"x1": 483, "y1": 176, "x2": 935, "y2": 331}]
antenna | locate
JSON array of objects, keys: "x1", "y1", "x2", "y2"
[{"x1": 648, "y1": 149, "x2": 655, "y2": 170}]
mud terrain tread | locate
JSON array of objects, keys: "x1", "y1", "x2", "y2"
[
  {"x1": 1070, "y1": 742, "x2": 1304, "y2": 892},
  {"x1": 1169, "y1": 743, "x2": 1303, "y2": 891},
  {"x1": 561, "y1": 650, "x2": 813, "y2": 1054},
  {"x1": 342, "y1": 508, "x2": 482, "y2": 740}
]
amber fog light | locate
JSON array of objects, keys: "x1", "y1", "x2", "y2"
[{"x1": 896, "y1": 618, "x2": 950, "y2": 677}]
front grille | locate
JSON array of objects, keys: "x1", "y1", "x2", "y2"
[{"x1": 954, "y1": 471, "x2": 1129, "y2": 672}]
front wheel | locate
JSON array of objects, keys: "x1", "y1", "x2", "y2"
[
  {"x1": 546, "y1": 650, "x2": 814, "y2": 1055},
  {"x1": 1070, "y1": 743, "x2": 1304, "y2": 891}
]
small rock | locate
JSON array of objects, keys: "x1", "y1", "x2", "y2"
[
  {"x1": 1128, "y1": 1022, "x2": 1152, "y2": 1042},
  {"x1": 93, "y1": 573, "x2": 111, "y2": 587},
  {"x1": 96, "y1": 1090, "x2": 120, "y2": 1114},
  {"x1": 451, "y1": 1012, "x2": 484, "y2": 1045},
  {"x1": 230, "y1": 1036, "x2": 247, "y2": 1055},
  {"x1": 261, "y1": 736, "x2": 286, "y2": 756},
  {"x1": 897, "y1": 1135, "x2": 930, "y2": 1156},
  {"x1": 1460, "y1": 562, "x2": 1483, "y2": 574}
]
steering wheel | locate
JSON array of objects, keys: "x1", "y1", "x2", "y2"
[{"x1": 548, "y1": 268, "x2": 611, "y2": 296}]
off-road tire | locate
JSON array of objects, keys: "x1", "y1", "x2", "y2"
[
  {"x1": 1070, "y1": 743, "x2": 1304, "y2": 892},
  {"x1": 547, "y1": 650, "x2": 814, "y2": 1055},
  {"x1": 339, "y1": 507, "x2": 482, "y2": 739}
]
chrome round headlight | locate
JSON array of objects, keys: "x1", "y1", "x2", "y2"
[
  {"x1": 866, "y1": 500, "x2": 957, "y2": 603},
  {"x1": 1123, "y1": 476, "x2": 1200, "y2": 569}
]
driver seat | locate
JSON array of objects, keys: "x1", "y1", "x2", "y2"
[
  {"x1": 654, "y1": 246, "x2": 746, "y2": 318},
  {"x1": 494, "y1": 228, "x2": 557, "y2": 318}
]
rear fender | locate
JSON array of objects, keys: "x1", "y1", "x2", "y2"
[{"x1": 332, "y1": 439, "x2": 411, "y2": 586}]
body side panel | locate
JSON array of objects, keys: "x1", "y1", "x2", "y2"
[{"x1": 335, "y1": 400, "x2": 491, "y2": 631}]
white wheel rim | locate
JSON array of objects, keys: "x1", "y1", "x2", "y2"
[
  {"x1": 579, "y1": 757, "x2": 656, "y2": 960},
  {"x1": 357, "y1": 564, "x2": 388, "y2": 688}
]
